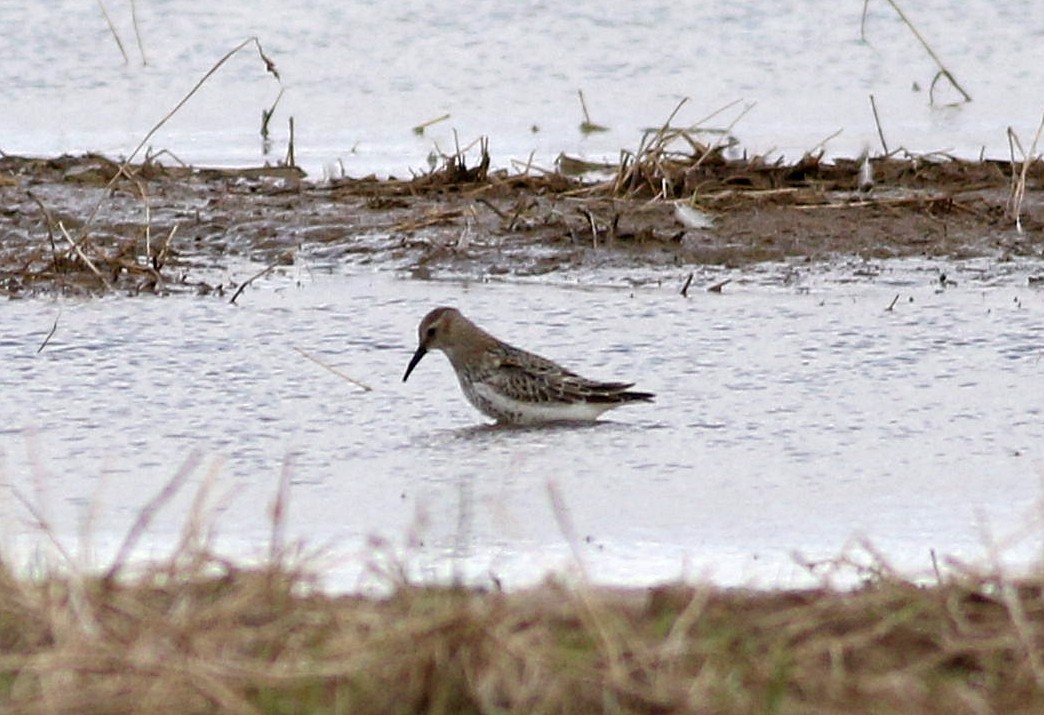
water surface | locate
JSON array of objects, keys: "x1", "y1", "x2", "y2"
[
  {"x1": 2, "y1": 0, "x2": 1041, "y2": 175},
  {"x1": 2, "y1": 259, "x2": 1041, "y2": 589}
]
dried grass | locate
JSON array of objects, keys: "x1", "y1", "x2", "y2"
[{"x1": 2, "y1": 479, "x2": 1044, "y2": 715}]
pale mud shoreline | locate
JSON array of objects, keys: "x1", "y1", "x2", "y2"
[{"x1": 1, "y1": 152, "x2": 1042, "y2": 297}]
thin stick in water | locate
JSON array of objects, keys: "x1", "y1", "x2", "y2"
[
  {"x1": 130, "y1": 0, "x2": 147, "y2": 65},
  {"x1": 229, "y1": 250, "x2": 294, "y2": 305},
  {"x1": 96, "y1": 0, "x2": 129, "y2": 64},
  {"x1": 293, "y1": 346, "x2": 373, "y2": 392},
  {"x1": 37, "y1": 310, "x2": 61, "y2": 353},
  {"x1": 680, "y1": 272, "x2": 694, "y2": 297},
  {"x1": 875, "y1": 0, "x2": 972, "y2": 103}
]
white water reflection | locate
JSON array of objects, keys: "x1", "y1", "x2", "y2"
[
  {"x1": 1, "y1": 1, "x2": 1042, "y2": 175},
  {"x1": 1, "y1": 258, "x2": 1042, "y2": 589}
]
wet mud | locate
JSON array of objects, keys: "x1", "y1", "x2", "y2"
[{"x1": 1, "y1": 151, "x2": 1042, "y2": 297}]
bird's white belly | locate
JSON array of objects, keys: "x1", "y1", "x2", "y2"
[{"x1": 464, "y1": 381, "x2": 610, "y2": 424}]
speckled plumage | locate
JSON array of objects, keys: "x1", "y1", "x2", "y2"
[{"x1": 402, "y1": 307, "x2": 654, "y2": 424}]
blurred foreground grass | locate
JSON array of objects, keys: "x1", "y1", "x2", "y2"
[{"x1": 1, "y1": 544, "x2": 1042, "y2": 714}]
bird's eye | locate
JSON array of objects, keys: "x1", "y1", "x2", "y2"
[{"x1": 426, "y1": 326, "x2": 437, "y2": 338}]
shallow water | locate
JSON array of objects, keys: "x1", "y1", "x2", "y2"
[
  {"x1": 2, "y1": 258, "x2": 1042, "y2": 589},
  {"x1": 1, "y1": 1, "x2": 1042, "y2": 176}
]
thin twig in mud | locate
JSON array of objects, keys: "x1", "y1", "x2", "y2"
[
  {"x1": 155, "y1": 224, "x2": 178, "y2": 271},
  {"x1": 59, "y1": 221, "x2": 112, "y2": 291},
  {"x1": 865, "y1": 0, "x2": 971, "y2": 104},
  {"x1": 580, "y1": 208, "x2": 599, "y2": 247},
  {"x1": 293, "y1": 346, "x2": 373, "y2": 392},
  {"x1": 869, "y1": 94, "x2": 889, "y2": 155},
  {"x1": 412, "y1": 113, "x2": 451, "y2": 136},
  {"x1": 27, "y1": 192, "x2": 64, "y2": 289},
  {"x1": 680, "y1": 272, "x2": 694, "y2": 297},
  {"x1": 885, "y1": 293, "x2": 900, "y2": 311},
  {"x1": 104, "y1": 451, "x2": 202, "y2": 582},
  {"x1": 228, "y1": 250, "x2": 294, "y2": 305},
  {"x1": 96, "y1": 0, "x2": 129, "y2": 64},
  {"x1": 130, "y1": 0, "x2": 147, "y2": 65},
  {"x1": 1006, "y1": 113, "x2": 1044, "y2": 233},
  {"x1": 37, "y1": 310, "x2": 61, "y2": 354}
]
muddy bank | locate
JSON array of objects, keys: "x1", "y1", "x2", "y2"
[{"x1": 1, "y1": 151, "x2": 1042, "y2": 296}]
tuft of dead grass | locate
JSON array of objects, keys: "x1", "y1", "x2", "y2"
[{"x1": 1, "y1": 538, "x2": 1043, "y2": 714}]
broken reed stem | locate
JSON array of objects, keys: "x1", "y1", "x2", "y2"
[
  {"x1": 285, "y1": 116, "x2": 296, "y2": 167},
  {"x1": 578, "y1": 89, "x2": 594, "y2": 126},
  {"x1": 37, "y1": 310, "x2": 61, "y2": 354},
  {"x1": 411, "y1": 113, "x2": 451, "y2": 135},
  {"x1": 228, "y1": 249, "x2": 294, "y2": 305},
  {"x1": 96, "y1": 0, "x2": 129, "y2": 64},
  {"x1": 869, "y1": 94, "x2": 890, "y2": 155},
  {"x1": 1006, "y1": 112, "x2": 1044, "y2": 232},
  {"x1": 130, "y1": 0, "x2": 147, "y2": 65},
  {"x1": 874, "y1": 0, "x2": 972, "y2": 103},
  {"x1": 75, "y1": 37, "x2": 282, "y2": 248},
  {"x1": 261, "y1": 87, "x2": 284, "y2": 141},
  {"x1": 680, "y1": 272, "x2": 694, "y2": 297}
]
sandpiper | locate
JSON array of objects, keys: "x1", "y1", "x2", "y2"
[{"x1": 402, "y1": 307, "x2": 654, "y2": 424}]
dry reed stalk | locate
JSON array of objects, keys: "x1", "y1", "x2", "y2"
[
  {"x1": 411, "y1": 113, "x2": 451, "y2": 136},
  {"x1": 57, "y1": 221, "x2": 111, "y2": 291},
  {"x1": 36, "y1": 310, "x2": 60, "y2": 354},
  {"x1": 228, "y1": 249, "x2": 295, "y2": 305},
  {"x1": 130, "y1": 0, "x2": 147, "y2": 65},
  {"x1": 577, "y1": 89, "x2": 608, "y2": 134},
  {"x1": 861, "y1": 0, "x2": 972, "y2": 104},
  {"x1": 1006, "y1": 113, "x2": 1044, "y2": 232},
  {"x1": 73, "y1": 37, "x2": 283, "y2": 251},
  {"x1": 96, "y1": 0, "x2": 129, "y2": 64},
  {"x1": 869, "y1": 93, "x2": 890, "y2": 155}
]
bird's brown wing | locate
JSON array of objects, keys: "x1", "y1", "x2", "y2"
[{"x1": 486, "y1": 346, "x2": 640, "y2": 404}]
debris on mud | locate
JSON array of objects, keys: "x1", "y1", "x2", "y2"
[{"x1": 1, "y1": 141, "x2": 1041, "y2": 297}]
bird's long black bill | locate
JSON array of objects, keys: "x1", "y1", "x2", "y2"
[{"x1": 402, "y1": 346, "x2": 428, "y2": 382}]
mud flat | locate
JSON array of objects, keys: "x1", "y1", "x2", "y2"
[{"x1": 1, "y1": 147, "x2": 1041, "y2": 297}]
